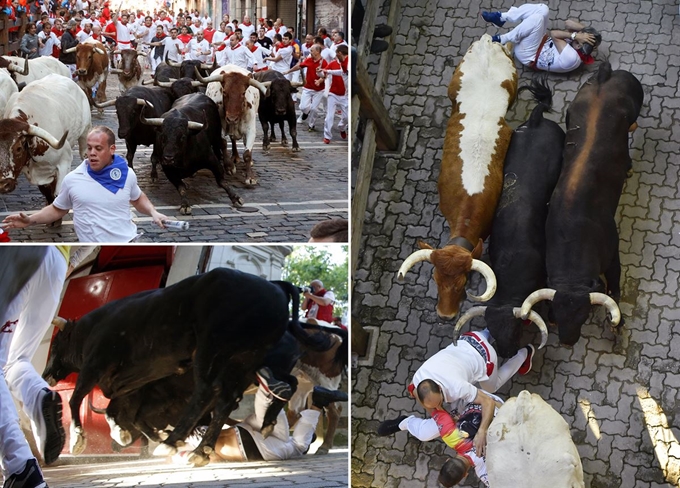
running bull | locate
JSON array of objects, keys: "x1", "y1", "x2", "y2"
[
  {"x1": 398, "y1": 35, "x2": 517, "y2": 319},
  {"x1": 520, "y1": 63, "x2": 643, "y2": 346}
]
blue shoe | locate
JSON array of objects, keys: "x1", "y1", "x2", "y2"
[
  {"x1": 482, "y1": 11, "x2": 505, "y2": 27},
  {"x1": 491, "y1": 35, "x2": 501, "y2": 43}
]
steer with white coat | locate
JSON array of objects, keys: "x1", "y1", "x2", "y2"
[
  {"x1": 398, "y1": 34, "x2": 518, "y2": 320},
  {"x1": 2, "y1": 55, "x2": 71, "y2": 86},
  {"x1": 486, "y1": 390, "x2": 584, "y2": 487},
  {"x1": 196, "y1": 65, "x2": 268, "y2": 185},
  {"x1": 0, "y1": 74, "x2": 91, "y2": 206}
]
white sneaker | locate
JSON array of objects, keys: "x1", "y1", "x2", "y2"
[{"x1": 31, "y1": 388, "x2": 65, "y2": 465}]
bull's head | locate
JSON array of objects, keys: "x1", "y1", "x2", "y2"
[
  {"x1": 453, "y1": 305, "x2": 548, "y2": 357},
  {"x1": 111, "y1": 49, "x2": 143, "y2": 77},
  {"x1": 74, "y1": 43, "x2": 106, "y2": 76},
  {"x1": 0, "y1": 117, "x2": 68, "y2": 193},
  {"x1": 42, "y1": 317, "x2": 79, "y2": 386},
  {"x1": 111, "y1": 97, "x2": 150, "y2": 138},
  {"x1": 520, "y1": 289, "x2": 621, "y2": 346},
  {"x1": 398, "y1": 241, "x2": 497, "y2": 319},
  {"x1": 268, "y1": 79, "x2": 298, "y2": 117},
  {"x1": 139, "y1": 110, "x2": 204, "y2": 166},
  {"x1": 154, "y1": 77, "x2": 202, "y2": 98}
]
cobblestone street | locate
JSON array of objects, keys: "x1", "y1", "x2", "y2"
[
  {"x1": 0, "y1": 76, "x2": 348, "y2": 243},
  {"x1": 42, "y1": 449, "x2": 348, "y2": 487},
  {"x1": 352, "y1": 1, "x2": 680, "y2": 487}
]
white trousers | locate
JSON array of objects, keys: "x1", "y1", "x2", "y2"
[
  {"x1": 241, "y1": 386, "x2": 320, "y2": 461},
  {"x1": 299, "y1": 87, "x2": 325, "y2": 128},
  {"x1": 0, "y1": 247, "x2": 66, "y2": 477},
  {"x1": 324, "y1": 92, "x2": 348, "y2": 141},
  {"x1": 499, "y1": 3, "x2": 549, "y2": 65},
  {"x1": 473, "y1": 329, "x2": 528, "y2": 394}
]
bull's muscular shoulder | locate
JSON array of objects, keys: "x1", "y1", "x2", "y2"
[{"x1": 486, "y1": 391, "x2": 585, "y2": 488}]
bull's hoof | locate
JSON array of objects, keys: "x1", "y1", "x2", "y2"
[
  {"x1": 157, "y1": 430, "x2": 170, "y2": 441},
  {"x1": 263, "y1": 143, "x2": 270, "y2": 152},
  {"x1": 270, "y1": 135, "x2": 277, "y2": 142},
  {"x1": 244, "y1": 177, "x2": 258, "y2": 186},
  {"x1": 232, "y1": 196, "x2": 244, "y2": 208},
  {"x1": 281, "y1": 138, "x2": 288, "y2": 147},
  {"x1": 292, "y1": 145, "x2": 300, "y2": 152},
  {"x1": 97, "y1": 108, "x2": 104, "y2": 116},
  {"x1": 261, "y1": 424, "x2": 274, "y2": 439},
  {"x1": 179, "y1": 205, "x2": 192, "y2": 215},
  {"x1": 153, "y1": 442, "x2": 178, "y2": 456},
  {"x1": 111, "y1": 426, "x2": 133, "y2": 446},
  {"x1": 187, "y1": 450, "x2": 210, "y2": 467},
  {"x1": 70, "y1": 425, "x2": 86, "y2": 455},
  {"x1": 315, "y1": 447, "x2": 330, "y2": 455},
  {"x1": 150, "y1": 171, "x2": 158, "y2": 183}
]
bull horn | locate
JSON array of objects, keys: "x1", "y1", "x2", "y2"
[
  {"x1": 52, "y1": 317, "x2": 67, "y2": 331},
  {"x1": 137, "y1": 99, "x2": 152, "y2": 108},
  {"x1": 248, "y1": 78, "x2": 268, "y2": 95},
  {"x1": 466, "y1": 260, "x2": 497, "y2": 302},
  {"x1": 63, "y1": 46, "x2": 78, "y2": 54},
  {"x1": 589, "y1": 292, "x2": 621, "y2": 326},
  {"x1": 167, "y1": 57, "x2": 182, "y2": 67},
  {"x1": 109, "y1": 68, "x2": 123, "y2": 74},
  {"x1": 94, "y1": 47, "x2": 105, "y2": 55},
  {"x1": 397, "y1": 249, "x2": 433, "y2": 280},
  {"x1": 513, "y1": 308, "x2": 549, "y2": 349},
  {"x1": 290, "y1": 81, "x2": 304, "y2": 88},
  {"x1": 167, "y1": 78, "x2": 178, "y2": 82},
  {"x1": 452, "y1": 306, "x2": 486, "y2": 345},
  {"x1": 139, "y1": 110, "x2": 164, "y2": 126},
  {"x1": 200, "y1": 63, "x2": 213, "y2": 69},
  {"x1": 155, "y1": 80, "x2": 173, "y2": 87},
  {"x1": 26, "y1": 124, "x2": 68, "y2": 149},
  {"x1": 142, "y1": 78, "x2": 155, "y2": 85},
  {"x1": 190, "y1": 80, "x2": 203, "y2": 87},
  {"x1": 187, "y1": 121, "x2": 204, "y2": 130},
  {"x1": 93, "y1": 99, "x2": 117, "y2": 108},
  {"x1": 112, "y1": 50, "x2": 121, "y2": 54},
  {"x1": 194, "y1": 66, "x2": 223, "y2": 84},
  {"x1": 7, "y1": 57, "x2": 28, "y2": 75},
  {"x1": 519, "y1": 288, "x2": 556, "y2": 320}
]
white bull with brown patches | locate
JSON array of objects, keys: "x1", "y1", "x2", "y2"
[
  {"x1": 398, "y1": 34, "x2": 517, "y2": 320},
  {"x1": 0, "y1": 74, "x2": 91, "y2": 205},
  {"x1": 487, "y1": 390, "x2": 585, "y2": 487}
]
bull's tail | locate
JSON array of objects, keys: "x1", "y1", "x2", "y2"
[
  {"x1": 518, "y1": 76, "x2": 553, "y2": 127},
  {"x1": 272, "y1": 281, "x2": 332, "y2": 351}
]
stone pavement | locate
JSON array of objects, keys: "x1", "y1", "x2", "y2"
[
  {"x1": 0, "y1": 75, "x2": 348, "y2": 243},
  {"x1": 352, "y1": 1, "x2": 680, "y2": 487},
  {"x1": 43, "y1": 449, "x2": 348, "y2": 487}
]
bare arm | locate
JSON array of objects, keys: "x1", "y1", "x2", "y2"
[
  {"x1": 550, "y1": 29, "x2": 595, "y2": 53},
  {"x1": 472, "y1": 389, "x2": 497, "y2": 458},
  {"x1": 2, "y1": 206, "x2": 69, "y2": 228},
  {"x1": 130, "y1": 192, "x2": 167, "y2": 228}
]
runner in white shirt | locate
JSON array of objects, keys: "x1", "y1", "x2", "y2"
[
  {"x1": 160, "y1": 27, "x2": 184, "y2": 63},
  {"x1": 329, "y1": 30, "x2": 348, "y2": 58},
  {"x1": 80, "y1": 12, "x2": 100, "y2": 29},
  {"x1": 113, "y1": 13, "x2": 133, "y2": 51},
  {"x1": 225, "y1": 34, "x2": 254, "y2": 70},
  {"x1": 264, "y1": 19, "x2": 276, "y2": 41},
  {"x1": 200, "y1": 13, "x2": 210, "y2": 29},
  {"x1": 300, "y1": 34, "x2": 314, "y2": 58},
  {"x1": 265, "y1": 33, "x2": 294, "y2": 79},
  {"x1": 185, "y1": 30, "x2": 211, "y2": 62},
  {"x1": 245, "y1": 38, "x2": 270, "y2": 72},
  {"x1": 239, "y1": 15, "x2": 256, "y2": 39},
  {"x1": 38, "y1": 22, "x2": 60, "y2": 57},
  {"x1": 75, "y1": 22, "x2": 93, "y2": 43}
]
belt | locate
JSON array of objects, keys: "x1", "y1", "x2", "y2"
[
  {"x1": 254, "y1": 67, "x2": 268, "y2": 72},
  {"x1": 460, "y1": 332, "x2": 495, "y2": 377},
  {"x1": 527, "y1": 34, "x2": 549, "y2": 71}
]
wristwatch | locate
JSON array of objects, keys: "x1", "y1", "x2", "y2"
[{"x1": 571, "y1": 32, "x2": 577, "y2": 41}]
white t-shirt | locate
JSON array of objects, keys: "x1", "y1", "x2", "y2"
[
  {"x1": 162, "y1": 37, "x2": 184, "y2": 63},
  {"x1": 412, "y1": 341, "x2": 489, "y2": 407},
  {"x1": 240, "y1": 22, "x2": 255, "y2": 39},
  {"x1": 536, "y1": 40, "x2": 581, "y2": 73},
  {"x1": 185, "y1": 38, "x2": 210, "y2": 62},
  {"x1": 115, "y1": 21, "x2": 133, "y2": 44},
  {"x1": 306, "y1": 290, "x2": 335, "y2": 319},
  {"x1": 226, "y1": 43, "x2": 254, "y2": 70},
  {"x1": 271, "y1": 44, "x2": 294, "y2": 72},
  {"x1": 76, "y1": 29, "x2": 93, "y2": 43},
  {"x1": 53, "y1": 161, "x2": 142, "y2": 242},
  {"x1": 38, "y1": 31, "x2": 60, "y2": 56}
]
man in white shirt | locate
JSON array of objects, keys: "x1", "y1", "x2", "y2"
[
  {"x1": 160, "y1": 27, "x2": 184, "y2": 63},
  {"x1": 80, "y1": 11, "x2": 100, "y2": 29},
  {"x1": 274, "y1": 18, "x2": 287, "y2": 35},
  {"x1": 75, "y1": 22, "x2": 93, "y2": 43},
  {"x1": 211, "y1": 21, "x2": 229, "y2": 65},
  {"x1": 200, "y1": 12, "x2": 210, "y2": 29},
  {"x1": 135, "y1": 16, "x2": 156, "y2": 68},
  {"x1": 113, "y1": 13, "x2": 133, "y2": 51},
  {"x1": 246, "y1": 37, "x2": 270, "y2": 72},
  {"x1": 185, "y1": 29, "x2": 211, "y2": 62},
  {"x1": 265, "y1": 32, "x2": 294, "y2": 78},
  {"x1": 38, "y1": 21, "x2": 60, "y2": 57},
  {"x1": 329, "y1": 30, "x2": 348, "y2": 57},
  {"x1": 240, "y1": 15, "x2": 256, "y2": 39},
  {"x1": 482, "y1": 3, "x2": 599, "y2": 73},
  {"x1": 2, "y1": 126, "x2": 167, "y2": 242},
  {"x1": 225, "y1": 33, "x2": 254, "y2": 70}
]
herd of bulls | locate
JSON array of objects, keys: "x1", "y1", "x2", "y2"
[
  {"x1": 398, "y1": 35, "x2": 644, "y2": 357},
  {"x1": 0, "y1": 41, "x2": 304, "y2": 215},
  {"x1": 41, "y1": 268, "x2": 347, "y2": 467}
]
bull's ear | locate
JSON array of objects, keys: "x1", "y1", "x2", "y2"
[
  {"x1": 417, "y1": 240, "x2": 434, "y2": 250},
  {"x1": 472, "y1": 238, "x2": 483, "y2": 258}
]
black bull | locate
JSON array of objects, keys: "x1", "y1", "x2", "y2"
[
  {"x1": 520, "y1": 62, "x2": 644, "y2": 346},
  {"x1": 253, "y1": 70, "x2": 300, "y2": 152},
  {"x1": 42, "y1": 268, "x2": 328, "y2": 466},
  {"x1": 454, "y1": 78, "x2": 563, "y2": 358}
]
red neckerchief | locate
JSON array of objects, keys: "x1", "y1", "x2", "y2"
[
  {"x1": 231, "y1": 42, "x2": 241, "y2": 50},
  {"x1": 333, "y1": 39, "x2": 342, "y2": 45},
  {"x1": 576, "y1": 49, "x2": 594, "y2": 65},
  {"x1": 242, "y1": 21, "x2": 251, "y2": 26},
  {"x1": 249, "y1": 44, "x2": 257, "y2": 52},
  {"x1": 275, "y1": 27, "x2": 280, "y2": 33},
  {"x1": 305, "y1": 42, "x2": 312, "y2": 48}
]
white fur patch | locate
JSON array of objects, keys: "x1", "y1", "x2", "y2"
[{"x1": 456, "y1": 35, "x2": 515, "y2": 195}]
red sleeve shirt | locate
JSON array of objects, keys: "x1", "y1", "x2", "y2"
[
  {"x1": 300, "y1": 56, "x2": 324, "y2": 91},
  {"x1": 324, "y1": 59, "x2": 346, "y2": 96}
]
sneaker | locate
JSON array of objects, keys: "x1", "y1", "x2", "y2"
[
  {"x1": 518, "y1": 344, "x2": 535, "y2": 376},
  {"x1": 256, "y1": 367, "x2": 292, "y2": 401},
  {"x1": 2, "y1": 459, "x2": 47, "y2": 488},
  {"x1": 373, "y1": 24, "x2": 393, "y2": 39},
  {"x1": 482, "y1": 11, "x2": 505, "y2": 27},
  {"x1": 32, "y1": 388, "x2": 65, "y2": 465},
  {"x1": 301, "y1": 112, "x2": 308, "y2": 121},
  {"x1": 307, "y1": 126, "x2": 316, "y2": 132},
  {"x1": 340, "y1": 131, "x2": 347, "y2": 140},
  {"x1": 491, "y1": 34, "x2": 501, "y2": 43},
  {"x1": 311, "y1": 386, "x2": 347, "y2": 409},
  {"x1": 184, "y1": 425, "x2": 208, "y2": 450},
  {"x1": 377, "y1": 415, "x2": 408, "y2": 436},
  {"x1": 370, "y1": 39, "x2": 389, "y2": 54},
  {"x1": 323, "y1": 138, "x2": 330, "y2": 144}
]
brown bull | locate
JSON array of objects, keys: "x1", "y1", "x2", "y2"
[
  {"x1": 398, "y1": 35, "x2": 517, "y2": 319},
  {"x1": 110, "y1": 49, "x2": 144, "y2": 92},
  {"x1": 68, "y1": 40, "x2": 109, "y2": 111}
]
